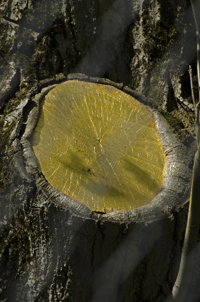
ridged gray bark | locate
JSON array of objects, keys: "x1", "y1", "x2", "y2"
[{"x1": 0, "y1": 0, "x2": 198, "y2": 301}]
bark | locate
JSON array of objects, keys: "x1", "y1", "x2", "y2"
[
  {"x1": 0, "y1": 0, "x2": 198, "y2": 108},
  {"x1": 172, "y1": 147, "x2": 200, "y2": 302},
  {"x1": 0, "y1": 0, "x2": 198, "y2": 301}
]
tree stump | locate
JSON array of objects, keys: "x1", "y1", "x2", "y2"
[{"x1": 0, "y1": 74, "x2": 191, "y2": 301}]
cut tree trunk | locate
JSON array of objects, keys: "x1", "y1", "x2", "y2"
[{"x1": 0, "y1": 74, "x2": 191, "y2": 302}]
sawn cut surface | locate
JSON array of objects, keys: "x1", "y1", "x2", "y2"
[{"x1": 32, "y1": 81, "x2": 165, "y2": 213}]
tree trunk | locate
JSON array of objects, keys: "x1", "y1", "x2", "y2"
[
  {"x1": 0, "y1": 74, "x2": 190, "y2": 301},
  {"x1": 0, "y1": 0, "x2": 198, "y2": 301}
]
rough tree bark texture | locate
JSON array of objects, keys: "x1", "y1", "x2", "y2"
[
  {"x1": 0, "y1": 0, "x2": 198, "y2": 107},
  {"x1": 0, "y1": 1, "x2": 199, "y2": 301}
]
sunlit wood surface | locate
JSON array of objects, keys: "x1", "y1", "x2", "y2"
[{"x1": 32, "y1": 81, "x2": 165, "y2": 213}]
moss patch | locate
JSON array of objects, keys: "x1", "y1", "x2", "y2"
[{"x1": 161, "y1": 109, "x2": 184, "y2": 133}]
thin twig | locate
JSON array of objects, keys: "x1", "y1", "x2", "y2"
[
  {"x1": 197, "y1": 34, "x2": 200, "y2": 105},
  {"x1": 196, "y1": 102, "x2": 200, "y2": 146},
  {"x1": 189, "y1": 65, "x2": 196, "y2": 117},
  {"x1": 172, "y1": 1, "x2": 200, "y2": 301},
  {"x1": 190, "y1": 0, "x2": 200, "y2": 109}
]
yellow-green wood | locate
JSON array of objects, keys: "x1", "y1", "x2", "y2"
[{"x1": 32, "y1": 81, "x2": 165, "y2": 213}]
